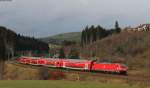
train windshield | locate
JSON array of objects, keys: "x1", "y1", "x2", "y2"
[{"x1": 120, "y1": 64, "x2": 128, "y2": 68}]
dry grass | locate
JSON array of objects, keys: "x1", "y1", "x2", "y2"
[{"x1": 4, "y1": 63, "x2": 41, "y2": 80}]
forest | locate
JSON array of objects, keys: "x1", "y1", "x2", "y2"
[
  {"x1": 0, "y1": 26, "x2": 49, "y2": 60},
  {"x1": 81, "y1": 21, "x2": 121, "y2": 46}
]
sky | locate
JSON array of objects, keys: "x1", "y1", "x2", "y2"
[{"x1": 0, "y1": 0, "x2": 150, "y2": 38}]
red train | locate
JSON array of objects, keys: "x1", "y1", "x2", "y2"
[{"x1": 17, "y1": 56, "x2": 128, "y2": 75}]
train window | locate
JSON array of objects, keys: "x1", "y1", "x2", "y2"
[
  {"x1": 120, "y1": 64, "x2": 127, "y2": 68},
  {"x1": 122, "y1": 64, "x2": 127, "y2": 67}
]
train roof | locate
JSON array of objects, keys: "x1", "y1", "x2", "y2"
[
  {"x1": 45, "y1": 58, "x2": 93, "y2": 62},
  {"x1": 98, "y1": 62, "x2": 126, "y2": 65},
  {"x1": 20, "y1": 56, "x2": 94, "y2": 62},
  {"x1": 63, "y1": 59, "x2": 93, "y2": 62}
]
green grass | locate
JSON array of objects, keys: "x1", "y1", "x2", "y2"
[
  {"x1": 49, "y1": 32, "x2": 81, "y2": 41},
  {"x1": 40, "y1": 32, "x2": 81, "y2": 43},
  {"x1": 0, "y1": 80, "x2": 139, "y2": 88}
]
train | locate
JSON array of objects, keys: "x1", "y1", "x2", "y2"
[{"x1": 17, "y1": 56, "x2": 128, "y2": 75}]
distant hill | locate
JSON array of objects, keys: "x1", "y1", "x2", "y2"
[{"x1": 40, "y1": 32, "x2": 81, "y2": 44}]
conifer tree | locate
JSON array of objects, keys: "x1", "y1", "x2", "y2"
[
  {"x1": 85, "y1": 26, "x2": 89, "y2": 44},
  {"x1": 115, "y1": 21, "x2": 121, "y2": 33},
  {"x1": 81, "y1": 30, "x2": 84, "y2": 46},
  {"x1": 59, "y1": 48, "x2": 66, "y2": 59},
  {"x1": 89, "y1": 25, "x2": 95, "y2": 43}
]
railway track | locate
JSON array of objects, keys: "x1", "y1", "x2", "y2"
[{"x1": 9, "y1": 61, "x2": 150, "y2": 83}]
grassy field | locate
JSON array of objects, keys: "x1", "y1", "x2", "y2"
[
  {"x1": 40, "y1": 32, "x2": 81, "y2": 43},
  {"x1": 0, "y1": 80, "x2": 142, "y2": 88}
]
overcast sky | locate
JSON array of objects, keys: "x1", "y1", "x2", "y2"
[{"x1": 0, "y1": 0, "x2": 150, "y2": 37}]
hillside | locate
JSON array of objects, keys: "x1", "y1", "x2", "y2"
[
  {"x1": 80, "y1": 30, "x2": 150, "y2": 76},
  {"x1": 40, "y1": 32, "x2": 81, "y2": 44},
  {"x1": 0, "y1": 26, "x2": 49, "y2": 59}
]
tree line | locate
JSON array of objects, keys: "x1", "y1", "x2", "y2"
[
  {"x1": 0, "y1": 26, "x2": 49, "y2": 60},
  {"x1": 81, "y1": 21, "x2": 121, "y2": 46}
]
